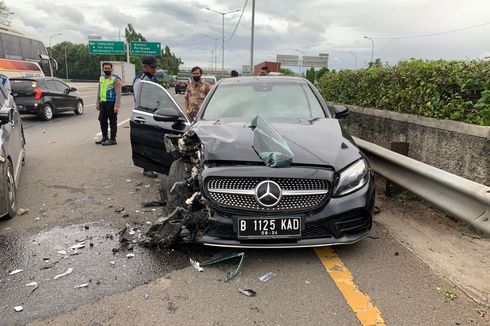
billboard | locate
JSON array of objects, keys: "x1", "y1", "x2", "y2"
[
  {"x1": 302, "y1": 55, "x2": 329, "y2": 68},
  {"x1": 276, "y1": 54, "x2": 299, "y2": 66}
]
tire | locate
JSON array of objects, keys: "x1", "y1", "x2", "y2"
[
  {"x1": 2, "y1": 159, "x2": 17, "y2": 219},
  {"x1": 161, "y1": 159, "x2": 192, "y2": 210},
  {"x1": 74, "y1": 101, "x2": 84, "y2": 115},
  {"x1": 41, "y1": 104, "x2": 54, "y2": 121}
]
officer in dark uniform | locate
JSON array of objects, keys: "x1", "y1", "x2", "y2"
[{"x1": 132, "y1": 56, "x2": 160, "y2": 178}]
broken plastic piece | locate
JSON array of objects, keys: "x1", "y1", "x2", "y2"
[
  {"x1": 26, "y1": 282, "x2": 38, "y2": 288},
  {"x1": 17, "y1": 208, "x2": 29, "y2": 216},
  {"x1": 200, "y1": 252, "x2": 245, "y2": 282},
  {"x1": 185, "y1": 192, "x2": 201, "y2": 205},
  {"x1": 251, "y1": 115, "x2": 293, "y2": 168},
  {"x1": 190, "y1": 258, "x2": 204, "y2": 272},
  {"x1": 14, "y1": 306, "x2": 23, "y2": 312},
  {"x1": 75, "y1": 284, "x2": 88, "y2": 289},
  {"x1": 9, "y1": 269, "x2": 23, "y2": 275},
  {"x1": 145, "y1": 207, "x2": 189, "y2": 247},
  {"x1": 126, "y1": 253, "x2": 135, "y2": 258},
  {"x1": 259, "y1": 272, "x2": 276, "y2": 282},
  {"x1": 70, "y1": 242, "x2": 85, "y2": 250},
  {"x1": 142, "y1": 201, "x2": 165, "y2": 207},
  {"x1": 144, "y1": 293, "x2": 150, "y2": 300},
  {"x1": 239, "y1": 288, "x2": 257, "y2": 297},
  {"x1": 54, "y1": 268, "x2": 73, "y2": 280}
]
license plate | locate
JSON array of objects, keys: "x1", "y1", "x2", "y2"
[
  {"x1": 237, "y1": 217, "x2": 302, "y2": 239},
  {"x1": 17, "y1": 105, "x2": 24, "y2": 109}
]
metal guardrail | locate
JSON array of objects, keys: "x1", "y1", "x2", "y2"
[{"x1": 353, "y1": 137, "x2": 490, "y2": 235}]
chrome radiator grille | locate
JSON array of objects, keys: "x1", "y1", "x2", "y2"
[{"x1": 205, "y1": 177, "x2": 329, "y2": 213}]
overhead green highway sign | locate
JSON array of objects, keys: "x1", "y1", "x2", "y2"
[
  {"x1": 88, "y1": 40, "x2": 125, "y2": 55},
  {"x1": 130, "y1": 41, "x2": 161, "y2": 56}
]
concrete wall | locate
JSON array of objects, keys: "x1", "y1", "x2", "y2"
[{"x1": 329, "y1": 103, "x2": 490, "y2": 186}]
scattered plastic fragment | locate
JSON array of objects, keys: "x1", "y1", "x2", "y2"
[
  {"x1": 48, "y1": 140, "x2": 56, "y2": 144},
  {"x1": 475, "y1": 309, "x2": 487, "y2": 318},
  {"x1": 239, "y1": 288, "x2": 256, "y2": 297},
  {"x1": 75, "y1": 284, "x2": 88, "y2": 289},
  {"x1": 26, "y1": 282, "x2": 38, "y2": 288},
  {"x1": 110, "y1": 261, "x2": 115, "y2": 265},
  {"x1": 144, "y1": 293, "x2": 150, "y2": 300},
  {"x1": 190, "y1": 258, "x2": 204, "y2": 272},
  {"x1": 115, "y1": 207, "x2": 125, "y2": 213},
  {"x1": 435, "y1": 287, "x2": 441, "y2": 292},
  {"x1": 17, "y1": 208, "x2": 29, "y2": 216},
  {"x1": 305, "y1": 281, "x2": 311, "y2": 284},
  {"x1": 125, "y1": 179, "x2": 132, "y2": 182},
  {"x1": 444, "y1": 290, "x2": 457, "y2": 300},
  {"x1": 54, "y1": 268, "x2": 74, "y2": 280},
  {"x1": 126, "y1": 253, "x2": 135, "y2": 258},
  {"x1": 259, "y1": 272, "x2": 276, "y2": 283},
  {"x1": 200, "y1": 252, "x2": 245, "y2": 282},
  {"x1": 9, "y1": 269, "x2": 23, "y2": 275},
  {"x1": 14, "y1": 306, "x2": 23, "y2": 312},
  {"x1": 70, "y1": 242, "x2": 85, "y2": 250}
]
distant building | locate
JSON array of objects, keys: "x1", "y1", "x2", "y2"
[{"x1": 253, "y1": 61, "x2": 281, "y2": 75}]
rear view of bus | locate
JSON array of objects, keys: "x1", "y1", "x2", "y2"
[{"x1": 0, "y1": 26, "x2": 55, "y2": 78}]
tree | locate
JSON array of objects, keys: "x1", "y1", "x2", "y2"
[
  {"x1": 305, "y1": 67, "x2": 316, "y2": 83},
  {"x1": 368, "y1": 58, "x2": 383, "y2": 68},
  {"x1": 125, "y1": 24, "x2": 146, "y2": 42},
  {"x1": 0, "y1": 0, "x2": 13, "y2": 26},
  {"x1": 316, "y1": 67, "x2": 329, "y2": 81},
  {"x1": 279, "y1": 68, "x2": 298, "y2": 76},
  {"x1": 158, "y1": 45, "x2": 183, "y2": 75}
]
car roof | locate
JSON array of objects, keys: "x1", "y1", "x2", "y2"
[
  {"x1": 10, "y1": 77, "x2": 56, "y2": 81},
  {"x1": 218, "y1": 76, "x2": 308, "y2": 86}
]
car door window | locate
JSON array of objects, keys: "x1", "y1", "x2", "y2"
[
  {"x1": 45, "y1": 80, "x2": 58, "y2": 92},
  {"x1": 138, "y1": 81, "x2": 180, "y2": 114},
  {"x1": 53, "y1": 80, "x2": 69, "y2": 93}
]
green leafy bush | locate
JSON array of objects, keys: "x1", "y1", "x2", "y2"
[{"x1": 318, "y1": 59, "x2": 490, "y2": 125}]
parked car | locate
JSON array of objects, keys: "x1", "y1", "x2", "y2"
[
  {"x1": 10, "y1": 77, "x2": 84, "y2": 121},
  {"x1": 202, "y1": 75, "x2": 217, "y2": 85},
  {"x1": 130, "y1": 77, "x2": 374, "y2": 248},
  {"x1": 174, "y1": 77, "x2": 191, "y2": 94},
  {"x1": 0, "y1": 82, "x2": 26, "y2": 219}
]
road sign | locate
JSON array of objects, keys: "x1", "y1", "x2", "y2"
[
  {"x1": 302, "y1": 55, "x2": 329, "y2": 68},
  {"x1": 242, "y1": 65, "x2": 251, "y2": 74},
  {"x1": 276, "y1": 54, "x2": 299, "y2": 66},
  {"x1": 88, "y1": 40, "x2": 125, "y2": 55},
  {"x1": 130, "y1": 42, "x2": 161, "y2": 56}
]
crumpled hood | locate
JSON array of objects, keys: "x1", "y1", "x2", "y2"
[{"x1": 192, "y1": 118, "x2": 362, "y2": 171}]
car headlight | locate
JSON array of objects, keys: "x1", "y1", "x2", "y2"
[{"x1": 333, "y1": 159, "x2": 370, "y2": 196}]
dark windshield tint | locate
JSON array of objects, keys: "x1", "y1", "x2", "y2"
[
  {"x1": 10, "y1": 79, "x2": 37, "y2": 91},
  {"x1": 202, "y1": 83, "x2": 326, "y2": 120}
]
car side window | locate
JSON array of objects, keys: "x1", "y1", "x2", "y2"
[
  {"x1": 138, "y1": 82, "x2": 178, "y2": 114},
  {"x1": 45, "y1": 80, "x2": 57, "y2": 91},
  {"x1": 54, "y1": 80, "x2": 69, "y2": 93},
  {"x1": 0, "y1": 85, "x2": 6, "y2": 106}
]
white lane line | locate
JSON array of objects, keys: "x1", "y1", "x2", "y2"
[{"x1": 94, "y1": 117, "x2": 130, "y2": 138}]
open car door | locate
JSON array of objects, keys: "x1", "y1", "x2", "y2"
[{"x1": 130, "y1": 80, "x2": 190, "y2": 174}]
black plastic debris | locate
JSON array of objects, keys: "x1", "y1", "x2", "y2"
[
  {"x1": 144, "y1": 207, "x2": 190, "y2": 247},
  {"x1": 142, "y1": 200, "x2": 165, "y2": 207}
]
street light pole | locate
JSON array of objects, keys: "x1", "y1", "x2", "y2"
[
  {"x1": 206, "y1": 7, "x2": 241, "y2": 79},
  {"x1": 250, "y1": 0, "x2": 255, "y2": 76},
  {"x1": 64, "y1": 46, "x2": 69, "y2": 80},
  {"x1": 205, "y1": 36, "x2": 219, "y2": 72},
  {"x1": 48, "y1": 33, "x2": 63, "y2": 57},
  {"x1": 364, "y1": 36, "x2": 374, "y2": 64},
  {"x1": 294, "y1": 49, "x2": 305, "y2": 76},
  {"x1": 349, "y1": 51, "x2": 358, "y2": 69}
]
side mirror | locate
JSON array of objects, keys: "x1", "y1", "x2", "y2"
[
  {"x1": 0, "y1": 108, "x2": 12, "y2": 124},
  {"x1": 334, "y1": 105, "x2": 349, "y2": 119},
  {"x1": 70, "y1": 87, "x2": 77, "y2": 92},
  {"x1": 153, "y1": 107, "x2": 185, "y2": 122}
]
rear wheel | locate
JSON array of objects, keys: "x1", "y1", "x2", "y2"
[
  {"x1": 41, "y1": 104, "x2": 53, "y2": 121},
  {"x1": 74, "y1": 101, "x2": 83, "y2": 115},
  {"x1": 1, "y1": 160, "x2": 17, "y2": 219}
]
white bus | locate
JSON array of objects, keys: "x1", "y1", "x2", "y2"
[{"x1": 0, "y1": 26, "x2": 56, "y2": 78}]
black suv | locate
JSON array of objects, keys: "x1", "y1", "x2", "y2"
[{"x1": 10, "y1": 77, "x2": 84, "y2": 121}]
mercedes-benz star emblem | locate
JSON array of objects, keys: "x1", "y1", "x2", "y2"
[{"x1": 255, "y1": 180, "x2": 282, "y2": 207}]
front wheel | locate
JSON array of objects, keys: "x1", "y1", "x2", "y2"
[
  {"x1": 74, "y1": 101, "x2": 84, "y2": 115},
  {"x1": 41, "y1": 104, "x2": 54, "y2": 121},
  {"x1": 1, "y1": 160, "x2": 17, "y2": 219}
]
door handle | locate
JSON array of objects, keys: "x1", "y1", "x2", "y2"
[{"x1": 134, "y1": 117, "x2": 146, "y2": 124}]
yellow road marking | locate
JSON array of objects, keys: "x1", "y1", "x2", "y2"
[{"x1": 315, "y1": 247, "x2": 386, "y2": 326}]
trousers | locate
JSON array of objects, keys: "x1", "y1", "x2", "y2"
[{"x1": 99, "y1": 101, "x2": 117, "y2": 140}]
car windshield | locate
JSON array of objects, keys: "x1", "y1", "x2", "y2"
[
  {"x1": 177, "y1": 78, "x2": 189, "y2": 82},
  {"x1": 202, "y1": 83, "x2": 326, "y2": 120},
  {"x1": 11, "y1": 79, "x2": 37, "y2": 91}
]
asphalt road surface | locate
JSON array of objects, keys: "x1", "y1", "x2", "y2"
[{"x1": 0, "y1": 83, "x2": 488, "y2": 326}]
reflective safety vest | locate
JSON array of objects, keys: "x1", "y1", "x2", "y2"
[{"x1": 99, "y1": 74, "x2": 120, "y2": 102}]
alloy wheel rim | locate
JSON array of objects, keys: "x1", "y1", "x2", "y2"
[
  {"x1": 6, "y1": 166, "x2": 15, "y2": 209},
  {"x1": 77, "y1": 103, "x2": 83, "y2": 113},
  {"x1": 45, "y1": 106, "x2": 53, "y2": 119}
]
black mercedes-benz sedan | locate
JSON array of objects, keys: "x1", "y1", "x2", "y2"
[{"x1": 130, "y1": 77, "x2": 374, "y2": 248}]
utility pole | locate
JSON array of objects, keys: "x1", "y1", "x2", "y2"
[
  {"x1": 206, "y1": 7, "x2": 241, "y2": 79},
  {"x1": 48, "y1": 33, "x2": 63, "y2": 57},
  {"x1": 206, "y1": 36, "x2": 219, "y2": 72},
  {"x1": 250, "y1": 0, "x2": 255, "y2": 76},
  {"x1": 64, "y1": 46, "x2": 69, "y2": 80},
  {"x1": 349, "y1": 51, "x2": 358, "y2": 69},
  {"x1": 364, "y1": 36, "x2": 374, "y2": 64},
  {"x1": 126, "y1": 42, "x2": 130, "y2": 63}
]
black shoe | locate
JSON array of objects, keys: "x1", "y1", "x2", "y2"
[
  {"x1": 102, "y1": 139, "x2": 117, "y2": 146},
  {"x1": 143, "y1": 170, "x2": 158, "y2": 178},
  {"x1": 95, "y1": 138, "x2": 108, "y2": 145}
]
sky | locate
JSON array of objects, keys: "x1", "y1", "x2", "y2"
[{"x1": 5, "y1": 0, "x2": 490, "y2": 72}]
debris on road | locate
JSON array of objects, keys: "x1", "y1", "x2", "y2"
[
  {"x1": 75, "y1": 283, "x2": 88, "y2": 289},
  {"x1": 475, "y1": 309, "x2": 487, "y2": 318},
  {"x1": 115, "y1": 207, "x2": 125, "y2": 213},
  {"x1": 17, "y1": 208, "x2": 29, "y2": 216},
  {"x1": 144, "y1": 293, "x2": 150, "y2": 300},
  {"x1": 70, "y1": 242, "x2": 85, "y2": 250},
  {"x1": 14, "y1": 306, "x2": 23, "y2": 312},
  {"x1": 259, "y1": 272, "x2": 276, "y2": 283},
  {"x1": 9, "y1": 269, "x2": 23, "y2": 275},
  {"x1": 26, "y1": 282, "x2": 38, "y2": 295},
  {"x1": 40, "y1": 261, "x2": 59, "y2": 270},
  {"x1": 190, "y1": 258, "x2": 203, "y2": 272},
  {"x1": 57, "y1": 250, "x2": 67, "y2": 255},
  {"x1": 200, "y1": 252, "x2": 245, "y2": 282},
  {"x1": 126, "y1": 253, "x2": 135, "y2": 259},
  {"x1": 444, "y1": 290, "x2": 457, "y2": 300},
  {"x1": 48, "y1": 140, "x2": 56, "y2": 144},
  {"x1": 239, "y1": 288, "x2": 257, "y2": 297},
  {"x1": 53, "y1": 268, "x2": 74, "y2": 280}
]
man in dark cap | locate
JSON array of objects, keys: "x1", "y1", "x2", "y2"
[{"x1": 132, "y1": 56, "x2": 160, "y2": 178}]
